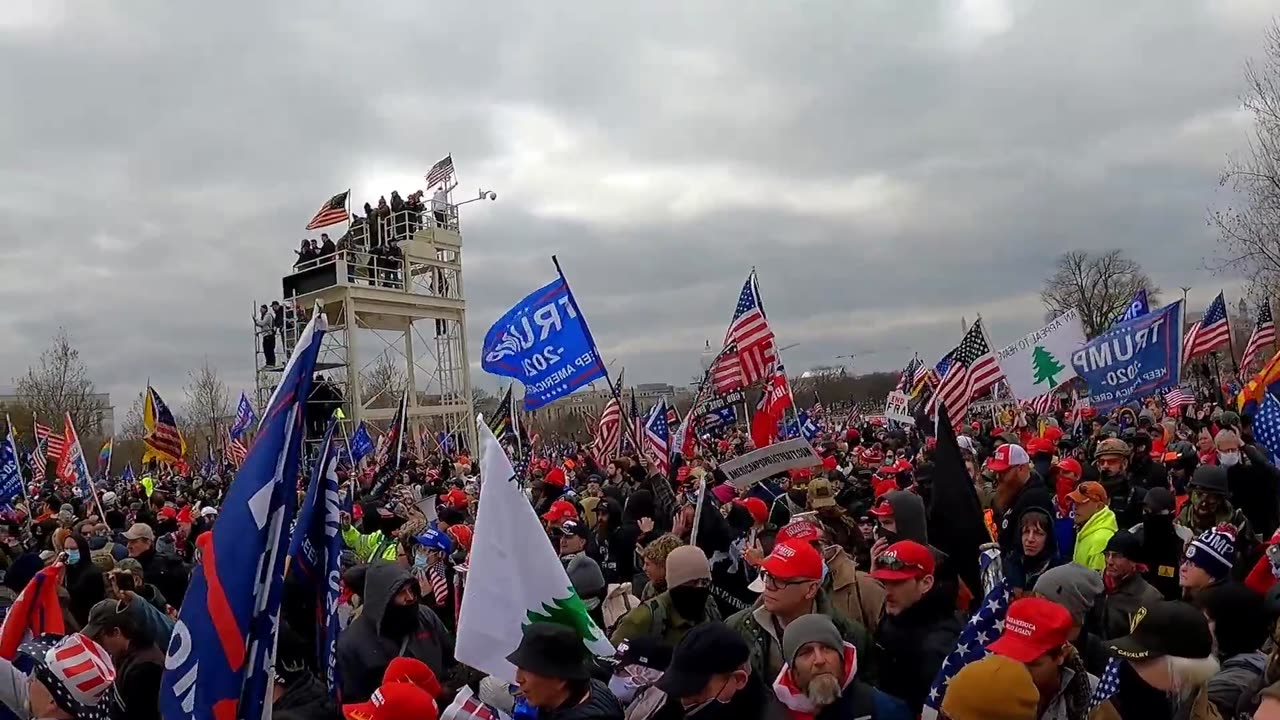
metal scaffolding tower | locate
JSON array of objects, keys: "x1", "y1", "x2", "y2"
[{"x1": 252, "y1": 198, "x2": 476, "y2": 454}]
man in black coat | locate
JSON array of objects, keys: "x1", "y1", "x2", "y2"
[
  {"x1": 987, "y1": 444, "x2": 1055, "y2": 557},
  {"x1": 335, "y1": 562, "x2": 454, "y2": 702},
  {"x1": 123, "y1": 523, "x2": 189, "y2": 609}
]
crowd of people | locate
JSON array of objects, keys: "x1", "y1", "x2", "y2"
[{"x1": 4, "y1": 391, "x2": 1280, "y2": 719}]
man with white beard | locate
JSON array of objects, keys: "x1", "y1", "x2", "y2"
[{"x1": 772, "y1": 614, "x2": 911, "y2": 719}]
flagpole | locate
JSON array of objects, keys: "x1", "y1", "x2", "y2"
[
  {"x1": 1224, "y1": 290, "x2": 1241, "y2": 376},
  {"x1": 5, "y1": 415, "x2": 32, "y2": 529},
  {"x1": 551, "y1": 255, "x2": 642, "y2": 453}
]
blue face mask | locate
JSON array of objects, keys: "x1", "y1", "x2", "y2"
[
  {"x1": 413, "y1": 554, "x2": 428, "y2": 569},
  {"x1": 65, "y1": 550, "x2": 80, "y2": 564}
]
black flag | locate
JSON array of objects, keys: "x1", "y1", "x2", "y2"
[{"x1": 926, "y1": 402, "x2": 988, "y2": 603}]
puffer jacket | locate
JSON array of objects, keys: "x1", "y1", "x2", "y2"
[
  {"x1": 335, "y1": 562, "x2": 454, "y2": 702},
  {"x1": 544, "y1": 679, "x2": 624, "y2": 720}
]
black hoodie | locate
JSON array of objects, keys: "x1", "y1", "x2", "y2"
[
  {"x1": 64, "y1": 533, "x2": 105, "y2": 626},
  {"x1": 334, "y1": 562, "x2": 454, "y2": 702}
]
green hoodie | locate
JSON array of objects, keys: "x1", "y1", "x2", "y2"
[{"x1": 1073, "y1": 506, "x2": 1118, "y2": 571}]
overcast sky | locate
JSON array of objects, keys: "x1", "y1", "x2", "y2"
[{"x1": 0, "y1": 0, "x2": 1273, "y2": 419}]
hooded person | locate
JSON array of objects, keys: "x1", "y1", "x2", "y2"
[
  {"x1": 59, "y1": 533, "x2": 106, "y2": 627},
  {"x1": 335, "y1": 562, "x2": 455, "y2": 703},
  {"x1": 772, "y1": 614, "x2": 910, "y2": 720},
  {"x1": 1130, "y1": 487, "x2": 1192, "y2": 601},
  {"x1": 1001, "y1": 508, "x2": 1061, "y2": 593},
  {"x1": 341, "y1": 502, "x2": 400, "y2": 564},
  {"x1": 1194, "y1": 582, "x2": 1268, "y2": 718},
  {"x1": 594, "y1": 497, "x2": 629, "y2": 583}
]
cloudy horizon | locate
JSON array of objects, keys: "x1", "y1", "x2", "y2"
[{"x1": 0, "y1": 1, "x2": 1272, "y2": 421}]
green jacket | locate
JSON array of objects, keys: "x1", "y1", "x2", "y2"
[
  {"x1": 610, "y1": 590, "x2": 721, "y2": 648},
  {"x1": 724, "y1": 590, "x2": 871, "y2": 685},
  {"x1": 341, "y1": 526, "x2": 398, "y2": 564},
  {"x1": 1073, "y1": 506, "x2": 1118, "y2": 571}
]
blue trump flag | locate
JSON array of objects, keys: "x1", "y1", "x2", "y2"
[
  {"x1": 160, "y1": 305, "x2": 326, "y2": 720},
  {"x1": 481, "y1": 275, "x2": 607, "y2": 411},
  {"x1": 349, "y1": 421, "x2": 374, "y2": 464},
  {"x1": 230, "y1": 392, "x2": 257, "y2": 440},
  {"x1": 286, "y1": 418, "x2": 343, "y2": 699},
  {"x1": 1113, "y1": 288, "x2": 1150, "y2": 327},
  {"x1": 1072, "y1": 300, "x2": 1183, "y2": 415},
  {"x1": 0, "y1": 420, "x2": 22, "y2": 506}
]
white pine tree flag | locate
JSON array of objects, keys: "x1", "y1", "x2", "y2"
[{"x1": 455, "y1": 416, "x2": 615, "y2": 683}]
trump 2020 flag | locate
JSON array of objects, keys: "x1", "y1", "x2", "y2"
[
  {"x1": 480, "y1": 276, "x2": 607, "y2": 411},
  {"x1": 349, "y1": 421, "x2": 374, "y2": 464},
  {"x1": 160, "y1": 304, "x2": 326, "y2": 720},
  {"x1": 0, "y1": 420, "x2": 23, "y2": 506},
  {"x1": 286, "y1": 418, "x2": 343, "y2": 700},
  {"x1": 230, "y1": 392, "x2": 257, "y2": 440},
  {"x1": 455, "y1": 417, "x2": 614, "y2": 683}
]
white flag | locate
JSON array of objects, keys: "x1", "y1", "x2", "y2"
[
  {"x1": 997, "y1": 309, "x2": 1087, "y2": 402},
  {"x1": 455, "y1": 417, "x2": 615, "y2": 683}
]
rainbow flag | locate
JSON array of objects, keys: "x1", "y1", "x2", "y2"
[{"x1": 97, "y1": 438, "x2": 112, "y2": 476}]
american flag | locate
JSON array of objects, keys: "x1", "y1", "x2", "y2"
[
  {"x1": 29, "y1": 439, "x2": 46, "y2": 484},
  {"x1": 643, "y1": 398, "x2": 671, "y2": 476},
  {"x1": 1027, "y1": 391, "x2": 1058, "y2": 416},
  {"x1": 1252, "y1": 393, "x2": 1280, "y2": 461},
  {"x1": 304, "y1": 190, "x2": 350, "y2": 231},
  {"x1": 896, "y1": 355, "x2": 927, "y2": 393},
  {"x1": 711, "y1": 272, "x2": 777, "y2": 393},
  {"x1": 428, "y1": 562, "x2": 449, "y2": 606},
  {"x1": 34, "y1": 423, "x2": 66, "y2": 461},
  {"x1": 1183, "y1": 292, "x2": 1231, "y2": 365},
  {"x1": 426, "y1": 154, "x2": 455, "y2": 189},
  {"x1": 224, "y1": 435, "x2": 248, "y2": 468},
  {"x1": 921, "y1": 580, "x2": 1013, "y2": 719},
  {"x1": 143, "y1": 386, "x2": 185, "y2": 463},
  {"x1": 441, "y1": 686, "x2": 504, "y2": 720},
  {"x1": 1163, "y1": 385, "x2": 1196, "y2": 410},
  {"x1": 592, "y1": 398, "x2": 622, "y2": 468},
  {"x1": 927, "y1": 319, "x2": 1005, "y2": 424},
  {"x1": 1089, "y1": 658, "x2": 1122, "y2": 714},
  {"x1": 1242, "y1": 302, "x2": 1276, "y2": 371}
]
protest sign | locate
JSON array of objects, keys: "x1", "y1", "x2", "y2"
[
  {"x1": 884, "y1": 391, "x2": 915, "y2": 425},
  {"x1": 998, "y1": 309, "x2": 1087, "y2": 402},
  {"x1": 1071, "y1": 301, "x2": 1183, "y2": 414},
  {"x1": 720, "y1": 437, "x2": 822, "y2": 490}
]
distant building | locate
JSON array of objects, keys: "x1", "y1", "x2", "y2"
[
  {"x1": 0, "y1": 391, "x2": 114, "y2": 435},
  {"x1": 529, "y1": 383, "x2": 693, "y2": 422}
]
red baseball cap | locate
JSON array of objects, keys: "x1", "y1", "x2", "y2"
[
  {"x1": 821, "y1": 456, "x2": 838, "y2": 471},
  {"x1": 987, "y1": 597, "x2": 1073, "y2": 663},
  {"x1": 1042, "y1": 426, "x2": 1064, "y2": 443},
  {"x1": 775, "y1": 520, "x2": 822, "y2": 544},
  {"x1": 541, "y1": 500, "x2": 578, "y2": 525},
  {"x1": 985, "y1": 444, "x2": 1030, "y2": 472},
  {"x1": 343, "y1": 682, "x2": 438, "y2": 720},
  {"x1": 735, "y1": 498, "x2": 769, "y2": 526},
  {"x1": 892, "y1": 459, "x2": 914, "y2": 474},
  {"x1": 870, "y1": 540, "x2": 935, "y2": 581},
  {"x1": 382, "y1": 657, "x2": 442, "y2": 699},
  {"x1": 1026, "y1": 437, "x2": 1055, "y2": 455},
  {"x1": 760, "y1": 540, "x2": 824, "y2": 581},
  {"x1": 869, "y1": 498, "x2": 895, "y2": 517},
  {"x1": 1056, "y1": 458, "x2": 1082, "y2": 478},
  {"x1": 543, "y1": 468, "x2": 566, "y2": 488}
]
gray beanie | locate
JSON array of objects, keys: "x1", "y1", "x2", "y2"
[
  {"x1": 782, "y1": 614, "x2": 844, "y2": 666},
  {"x1": 566, "y1": 554, "x2": 606, "y2": 597},
  {"x1": 1032, "y1": 563, "x2": 1103, "y2": 626}
]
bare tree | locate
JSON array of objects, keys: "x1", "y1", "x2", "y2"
[
  {"x1": 13, "y1": 328, "x2": 107, "y2": 434},
  {"x1": 183, "y1": 360, "x2": 231, "y2": 453},
  {"x1": 1210, "y1": 22, "x2": 1280, "y2": 298},
  {"x1": 1040, "y1": 251, "x2": 1160, "y2": 338},
  {"x1": 120, "y1": 391, "x2": 146, "y2": 440},
  {"x1": 360, "y1": 353, "x2": 407, "y2": 408}
]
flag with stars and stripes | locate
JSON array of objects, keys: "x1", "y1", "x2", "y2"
[
  {"x1": 926, "y1": 319, "x2": 1005, "y2": 425},
  {"x1": 1242, "y1": 303, "x2": 1276, "y2": 372},
  {"x1": 711, "y1": 272, "x2": 777, "y2": 393},
  {"x1": 1183, "y1": 291, "x2": 1231, "y2": 365},
  {"x1": 920, "y1": 580, "x2": 1012, "y2": 720},
  {"x1": 642, "y1": 398, "x2": 671, "y2": 477},
  {"x1": 1252, "y1": 393, "x2": 1280, "y2": 462},
  {"x1": 1088, "y1": 658, "x2": 1122, "y2": 713},
  {"x1": 1163, "y1": 385, "x2": 1195, "y2": 410}
]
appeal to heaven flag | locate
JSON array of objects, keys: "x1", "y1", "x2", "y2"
[
  {"x1": 455, "y1": 417, "x2": 614, "y2": 683},
  {"x1": 997, "y1": 309, "x2": 1087, "y2": 402}
]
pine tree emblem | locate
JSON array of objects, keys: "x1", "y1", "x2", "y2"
[
  {"x1": 1031, "y1": 345, "x2": 1065, "y2": 388},
  {"x1": 524, "y1": 588, "x2": 603, "y2": 642}
]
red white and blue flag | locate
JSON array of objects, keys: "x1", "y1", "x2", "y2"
[
  {"x1": 1183, "y1": 292, "x2": 1231, "y2": 365},
  {"x1": 0, "y1": 564, "x2": 65, "y2": 659},
  {"x1": 927, "y1": 319, "x2": 1005, "y2": 424},
  {"x1": 643, "y1": 398, "x2": 671, "y2": 477},
  {"x1": 56, "y1": 414, "x2": 95, "y2": 501},
  {"x1": 1242, "y1": 302, "x2": 1276, "y2": 372},
  {"x1": 160, "y1": 305, "x2": 326, "y2": 720},
  {"x1": 711, "y1": 272, "x2": 777, "y2": 392}
]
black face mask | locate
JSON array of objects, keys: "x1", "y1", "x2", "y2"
[
  {"x1": 669, "y1": 585, "x2": 710, "y2": 621},
  {"x1": 788, "y1": 490, "x2": 807, "y2": 505},
  {"x1": 686, "y1": 674, "x2": 766, "y2": 720},
  {"x1": 382, "y1": 602, "x2": 419, "y2": 636}
]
